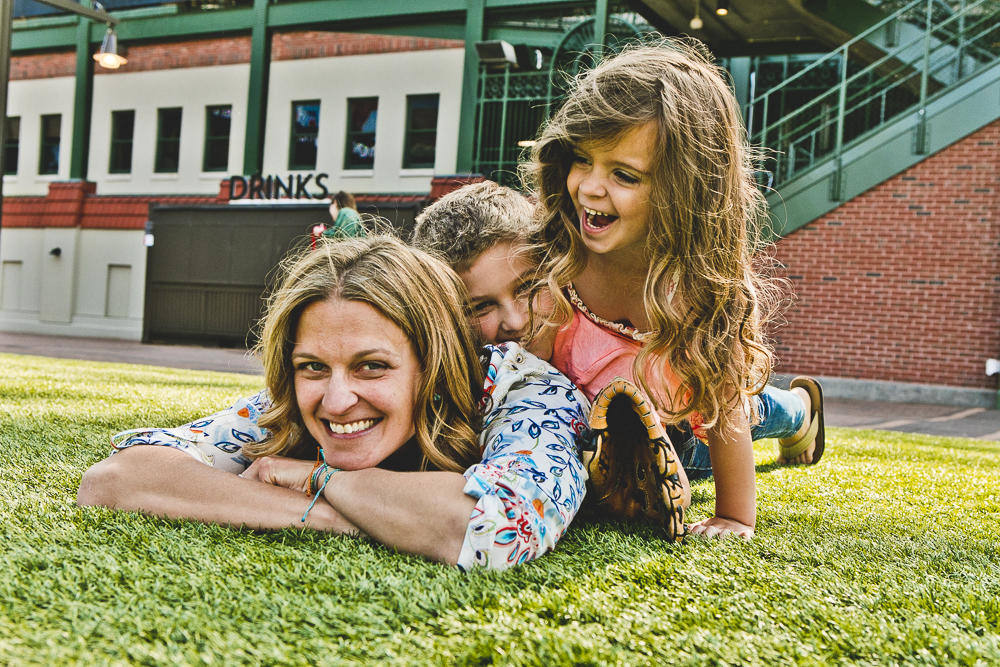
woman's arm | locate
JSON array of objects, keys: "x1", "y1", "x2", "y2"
[
  {"x1": 689, "y1": 404, "x2": 756, "y2": 539},
  {"x1": 251, "y1": 456, "x2": 475, "y2": 565},
  {"x1": 78, "y1": 445, "x2": 355, "y2": 533},
  {"x1": 254, "y1": 344, "x2": 590, "y2": 570},
  {"x1": 77, "y1": 390, "x2": 357, "y2": 533}
]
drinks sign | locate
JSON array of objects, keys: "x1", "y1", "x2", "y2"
[{"x1": 228, "y1": 174, "x2": 331, "y2": 201}]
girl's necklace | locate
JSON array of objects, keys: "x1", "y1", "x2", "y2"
[{"x1": 566, "y1": 283, "x2": 657, "y2": 342}]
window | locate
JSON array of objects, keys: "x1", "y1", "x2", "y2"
[
  {"x1": 4, "y1": 117, "x2": 19, "y2": 175},
  {"x1": 154, "y1": 107, "x2": 183, "y2": 173},
  {"x1": 344, "y1": 97, "x2": 378, "y2": 170},
  {"x1": 109, "y1": 110, "x2": 135, "y2": 174},
  {"x1": 403, "y1": 94, "x2": 439, "y2": 169},
  {"x1": 203, "y1": 105, "x2": 232, "y2": 172},
  {"x1": 289, "y1": 101, "x2": 320, "y2": 170},
  {"x1": 38, "y1": 114, "x2": 60, "y2": 175}
]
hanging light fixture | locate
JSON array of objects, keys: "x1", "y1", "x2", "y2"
[
  {"x1": 93, "y1": 26, "x2": 127, "y2": 69},
  {"x1": 716, "y1": 0, "x2": 730, "y2": 16},
  {"x1": 690, "y1": 0, "x2": 704, "y2": 29}
]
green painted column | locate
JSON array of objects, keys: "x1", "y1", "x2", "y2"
[
  {"x1": 455, "y1": 0, "x2": 484, "y2": 174},
  {"x1": 593, "y1": 0, "x2": 608, "y2": 58},
  {"x1": 242, "y1": 0, "x2": 271, "y2": 175},
  {"x1": 69, "y1": 5, "x2": 94, "y2": 180}
]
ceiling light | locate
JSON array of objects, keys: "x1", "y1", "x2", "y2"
[
  {"x1": 716, "y1": 0, "x2": 729, "y2": 16},
  {"x1": 690, "y1": 0, "x2": 704, "y2": 29},
  {"x1": 93, "y1": 27, "x2": 127, "y2": 69}
]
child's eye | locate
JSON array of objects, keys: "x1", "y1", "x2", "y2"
[
  {"x1": 474, "y1": 301, "x2": 498, "y2": 315},
  {"x1": 571, "y1": 153, "x2": 591, "y2": 166},
  {"x1": 614, "y1": 170, "x2": 640, "y2": 185},
  {"x1": 514, "y1": 281, "x2": 533, "y2": 297}
]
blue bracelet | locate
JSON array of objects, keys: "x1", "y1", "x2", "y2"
[{"x1": 302, "y1": 450, "x2": 341, "y2": 522}]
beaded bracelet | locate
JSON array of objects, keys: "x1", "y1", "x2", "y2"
[{"x1": 301, "y1": 450, "x2": 341, "y2": 523}]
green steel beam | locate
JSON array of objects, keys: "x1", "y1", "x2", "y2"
[
  {"x1": 69, "y1": 10, "x2": 93, "y2": 180},
  {"x1": 456, "y1": 0, "x2": 485, "y2": 173},
  {"x1": 268, "y1": 0, "x2": 465, "y2": 28},
  {"x1": 12, "y1": 0, "x2": 591, "y2": 53},
  {"x1": 484, "y1": 0, "x2": 584, "y2": 7},
  {"x1": 242, "y1": 0, "x2": 270, "y2": 175},
  {"x1": 338, "y1": 23, "x2": 466, "y2": 41},
  {"x1": 11, "y1": 24, "x2": 76, "y2": 50}
]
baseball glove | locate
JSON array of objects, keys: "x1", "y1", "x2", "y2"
[{"x1": 582, "y1": 377, "x2": 687, "y2": 542}]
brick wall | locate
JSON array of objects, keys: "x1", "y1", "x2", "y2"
[
  {"x1": 11, "y1": 50, "x2": 75, "y2": 80},
  {"x1": 4, "y1": 182, "x2": 219, "y2": 229},
  {"x1": 271, "y1": 31, "x2": 463, "y2": 61},
  {"x1": 95, "y1": 36, "x2": 253, "y2": 75},
  {"x1": 10, "y1": 32, "x2": 463, "y2": 80},
  {"x1": 772, "y1": 118, "x2": 1000, "y2": 390}
]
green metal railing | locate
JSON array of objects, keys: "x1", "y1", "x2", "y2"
[
  {"x1": 747, "y1": 0, "x2": 1000, "y2": 196},
  {"x1": 473, "y1": 67, "x2": 550, "y2": 186}
]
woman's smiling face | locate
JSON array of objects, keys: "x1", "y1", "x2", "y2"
[
  {"x1": 292, "y1": 297, "x2": 421, "y2": 470},
  {"x1": 566, "y1": 121, "x2": 656, "y2": 258}
]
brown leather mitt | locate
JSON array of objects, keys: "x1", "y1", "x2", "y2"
[{"x1": 583, "y1": 377, "x2": 687, "y2": 542}]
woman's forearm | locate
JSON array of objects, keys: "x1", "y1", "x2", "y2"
[
  {"x1": 320, "y1": 469, "x2": 476, "y2": 565},
  {"x1": 77, "y1": 446, "x2": 356, "y2": 533}
]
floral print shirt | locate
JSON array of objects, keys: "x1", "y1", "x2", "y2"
[{"x1": 110, "y1": 343, "x2": 590, "y2": 571}]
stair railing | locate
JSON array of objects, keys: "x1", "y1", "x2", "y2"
[{"x1": 747, "y1": 0, "x2": 1000, "y2": 195}]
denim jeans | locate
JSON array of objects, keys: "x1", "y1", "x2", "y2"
[{"x1": 674, "y1": 385, "x2": 806, "y2": 481}]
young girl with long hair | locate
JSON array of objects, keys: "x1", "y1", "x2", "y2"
[{"x1": 527, "y1": 39, "x2": 824, "y2": 539}]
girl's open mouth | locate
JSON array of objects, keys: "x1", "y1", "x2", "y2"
[
  {"x1": 582, "y1": 207, "x2": 619, "y2": 232},
  {"x1": 323, "y1": 417, "x2": 381, "y2": 437}
]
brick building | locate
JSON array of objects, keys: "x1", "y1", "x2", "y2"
[{"x1": 1, "y1": 0, "x2": 997, "y2": 404}]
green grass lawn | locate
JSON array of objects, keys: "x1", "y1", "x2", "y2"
[{"x1": 1, "y1": 353, "x2": 998, "y2": 666}]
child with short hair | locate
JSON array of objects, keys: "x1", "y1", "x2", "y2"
[{"x1": 411, "y1": 181, "x2": 539, "y2": 345}]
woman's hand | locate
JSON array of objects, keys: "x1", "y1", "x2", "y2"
[
  {"x1": 688, "y1": 516, "x2": 754, "y2": 540},
  {"x1": 242, "y1": 456, "x2": 315, "y2": 494}
]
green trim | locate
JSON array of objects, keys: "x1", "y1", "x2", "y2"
[
  {"x1": 69, "y1": 13, "x2": 92, "y2": 180},
  {"x1": 12, "y1": 15, "x2": 77, "y2": 29},
  {"x1": 11, "y1": 0, "x2": 588, "y2": 52},
  {"x1": 456, "y1": 0, "x2": 485, "y2": 174},
  {"x1": 242, "y1": 0, "x2": 269, "y2": 175},
  {"x1": 118, "y1": 10, "x2": 253, "y2": 42},
  {"x1": 268, "y1": 0, "x2": 465, "y2": 28}
]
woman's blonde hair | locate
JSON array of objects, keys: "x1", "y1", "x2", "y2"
[
  {"x1": 245, "y1": 235, "x2": 485, "y2": 473},
  {"x1": 526, "y1": 38, "x2": 776, "y2": 431}
]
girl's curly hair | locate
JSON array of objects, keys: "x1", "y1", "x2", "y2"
[{"x1": 524, "y1": 38, "x2": 778, "y2": 432}]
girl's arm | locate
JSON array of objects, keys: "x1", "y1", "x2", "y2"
[{"x1": 690, "y1": 404, "x2": 756, "y2": 539}]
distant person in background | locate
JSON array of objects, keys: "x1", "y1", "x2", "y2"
[{"x1": 324, "y1": 191, "x2": 365, "y2": 238}]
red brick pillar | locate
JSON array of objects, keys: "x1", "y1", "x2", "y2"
[
  {"x1": 42, "y1": 181, "x2": 97, "y2": 227},
  {"x1": 428, "y1": 174, "x2": 486, "y2": 202}
]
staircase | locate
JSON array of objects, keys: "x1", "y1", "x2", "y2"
[{"x1": 748, "y1": 0, "x2": 1000, "y2": 235}]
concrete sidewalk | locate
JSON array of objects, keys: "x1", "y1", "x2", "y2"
[{"x1": 2, "y1": 331, "x2": 998, "y2": 441}]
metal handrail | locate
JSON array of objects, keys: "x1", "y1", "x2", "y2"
[{"x1": 748, "y1": 0, "x2": 999, "y2": 192}]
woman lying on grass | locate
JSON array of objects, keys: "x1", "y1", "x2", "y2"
[{"x1": 78, "y1": 236, "x2": 590, "y2": 571}]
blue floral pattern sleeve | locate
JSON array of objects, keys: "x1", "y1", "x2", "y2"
[
  {"x1": 110, "y1": 391, "x2": 270, "y2": 475},
  {"x1": 108, "y1": 343, "x2": 590, "y2": 571},
  {"x1": 458, "y1": 343, "x2": 590, "y2": 571}
]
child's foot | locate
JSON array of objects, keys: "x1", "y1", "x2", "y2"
[
  {"x1": 777, "y1": 387, "x2": 814, "y2": 464},
  {"x1": 776, "y1": 377, "x2": 826, "y2": 466}
]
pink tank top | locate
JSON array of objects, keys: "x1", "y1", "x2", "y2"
[{"x1": 549, "y1": 293, "x2": 706, "y2": 438}]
